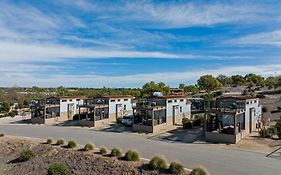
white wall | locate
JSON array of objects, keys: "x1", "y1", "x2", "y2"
[
  {"x1": 244, "y1": 98, "x2": 260, "y2": 131},
  {"x1": 60, "y1": 98, "x2": 85, "y2": 114},
  {"x1": 166, "y1": 98, "x2": 191, "y2": 118},
  {"x1": 108, "y1": 98, "x2": 133, "y2": 115}
]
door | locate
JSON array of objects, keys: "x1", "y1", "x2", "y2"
[
  {"x1": 249, "y1": 108, "x2": 255, "y2": 133},
  {"x1": 116, "y1": 104, "x2": 122, "y2": 120},
  {"x1": 67, "y1": 104, "x2": 74, "y2": 119},
  {"x1": 173, "y1": 105, "x2": 179, "y2": 125}
]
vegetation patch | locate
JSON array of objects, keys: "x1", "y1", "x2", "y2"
[
  {"x1": 84, "y1": 143, "x2": 94, "y2": 151},
  {"x1": 56, "y1": 139, "x2": 64, "y2": 146},
  {"x1": 100, "y1": 147, "x2": 107, "y2": 155},
  {"x1": 169, "y1": 161, "x2": 185, "y2": 174},
  {"x1": 19, "y1": 149, "x2": 35, "y2": 162},
  {"x1": 149, "y1": 156, "x2": 168, "y2": 170},
  {"x1": 46, "y1": 138, "x2": 53, "y2": 144},
  {"x1": 124, "y1": 150, "x2": 140, "y2": 161},
  {"x1": 66, "y1": 140, "x2": 77, "y2": 148},
  {"x1": 47, "y1": 163, "x2": 69, "y2": 175},
  {"x1": 190, "y1": 167, "x2": 209, "y2": 175},
  {"x1": 182, "y1": 118, "x2": 193, "y2": 129},
  {"x1": 111, "y1": 148, "x2": 123, "y2": 157}
]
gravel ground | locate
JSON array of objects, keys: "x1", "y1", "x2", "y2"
[{"x1": 0, "y1": 137, "x2": 181, "y2": 175}]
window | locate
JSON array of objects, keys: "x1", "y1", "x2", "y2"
[
  {"x1": 76, "y1": 99, "x2": 80, "y2": 101},
  {"x1": 118, "y1": 99, "x2": 121, "y2": 101},
  {"x1": 124, "y1": 104, "x2": 127, "y2": 110},
  {"x1": 69, "y1": 99, "x2": 73, "y2": 102},
  {"x1": 180, "y1": 106, "x2": 182, "y2": 113},
  {"x1": 180, "y1": 99, "x2": 184, "y2": 102},
  {"x1": 110, "y1": 99, "x2": 115, "y2": 102},
  {"x1": 62, "y1": 100, "x2": 67, "y2": 102},
  {"x1": 246, "y1": 101, "x2": 249, "y2": 104},
  {"x1": 168, "y1": 100, "x2": 172, "y2": 103},
  {"x1": 174, "y1": 100, "x2": 177, "y2": 102},
  {"x1": 124, "y1": 99, "x2": 128, "y2": 101}
]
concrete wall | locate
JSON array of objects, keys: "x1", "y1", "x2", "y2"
[
  {"x1": 108, "y1": 98, "x2": 133, "y2": 118},
  {"x1": 166, "y1": 98, "x2": 191, "y2": 125},
  {"x1": 244, "y1": 99, "x2": 260, "y2": 132},
  {"x1": 205, "y1": 132, "x2": 236, "y2": 144},
  {"x1": 60, "y1": 98, "x2": 85, "y2": 119},
  {"x1": 133, "y1": 116, "x2": 174, "y2": 133}
]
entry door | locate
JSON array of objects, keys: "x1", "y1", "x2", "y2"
[
  {"x1": 68, "y1": 104, "x2": 74, "y2": 119},
  {"x1": 173, "y1": 105, "x2": 179, "y2": 125},
  {"x1": 249, "y1": 108, "x2": 255, "y2": 133},
  {"x1": 116, "y1": 104, "x2": 122, "y2": 120}
]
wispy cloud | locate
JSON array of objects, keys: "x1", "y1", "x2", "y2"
[
  {"x1": 1, "y1": 63, "x2": 280, "y2": 87},
  {"x1": 228, "y1": 30, "x2": 281, "y2": 46}
]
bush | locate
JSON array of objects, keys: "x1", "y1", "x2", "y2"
[
  {"x1": 111, "y1": 148, "x2": 123, "y2": 157},
  {"x1": 193, "y1": 115, "x2": 204, "y2": 126},
  {"x1": 84, "y1": 143, "x2": 94, "y2": 151},
  {"x1": 67, "y1": 140, "x2": 77, "y2": 148},
  {"x1": 56, "y1": 139, "x2": 64, "y2": 146},
  {"x1": 275, "y1": 119, "x2": 281, "y2": 138},
  {"x1": 117, "y1": 117, "x2": 122, "y2": 123},
  {"x1": 262, "y1": 106, "x2": 268, "y2": 113},
  {"x1": 169, "y1": 161, "x2": 185, "y2": 174},
  {"x1": 48, "y1": 163, "x2": 69, "y2": 175},
  {"x1": 73, "y1": 114, "x2": 79, "y2": 120},
  {"x1": 124, "y1": 150, "x2": 140, "y2": 161},
  {"x1": 182, "y1": 118, "x2": 193, "y2": 129},
  {"x1": 190, "y1": 167, "x2": 209, "y2": 175},
  {"x1": 256, "y1": 93, "x2": 266, "y2": 98},
  {"x1": 259, "y1": 127, "x2": 277, "y2": 138},
  {"x1": 47, "y1": 138, "x2": 53, "y2": 144},
  {"x1": 100, "y1": 147, "x2": 107, "y2": 155},
  {"x1": 149, "y1": 156, "x2": 168, "y2": 170},
  {"x1": 19, "y1": 149, "x2": 34, "y2": 162},
  {"x1": 0, "y1": 133, "x2": 4, "y2": 137}
]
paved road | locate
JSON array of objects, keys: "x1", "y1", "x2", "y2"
[{"x1": 1, "y1": 124, "x2": 280, "y2": 175}]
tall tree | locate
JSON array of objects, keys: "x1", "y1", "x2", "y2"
[{"x1": 197, "y1": 75, "x2": 223, "y2": 92}]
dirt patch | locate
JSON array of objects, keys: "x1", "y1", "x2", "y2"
[
  {"x1": 0, "y1": 137, "x2": 179, "y2": 175},
  {"x1": 225, "y1": 133, "x2": 281, "y2": 153}
]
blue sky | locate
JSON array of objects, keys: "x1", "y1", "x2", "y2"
[{"x1": 0, "y1": 0, "x2": 281, "y2": 88}]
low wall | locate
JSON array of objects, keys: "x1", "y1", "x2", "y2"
[
  {"x1": 133, "y1": 124, "x2": 153, "y2": 133},
  {"x1": 108, "y1": 110, "x2": 133, "y2": 123},
  {"x1": 79, "y1": 120, "x2": 93, "y2": 127},
  {"x1": 205, "y1": 132, "x2": 236, "y2": 144},
  {"x1": 31, "y1": 117, "x2": 45, "y2": 124},
  {"x1": 94, "y1": 118, "x2": 109, "y2": 127},
  {"x1": 133, "y1": 117, "x2": 174, "y2": 134}
]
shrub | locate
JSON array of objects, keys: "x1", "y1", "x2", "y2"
[
  {"x1": 262, "y1": 106, "x2": 268, "y2": 113},
  {"x1": 111, "y1": 148, "x2": 123, "y2": 157},
  {"x1": 19, "y1": 149, "x2": 34, "y2": 162},
  {"x1": 84, "y1": 143, "x2": 94, "y2": 151},
  {"x1": 182, "y1": 118, "x2": 193, "y2": 129},
  {"x1": 100, "y1": 147, "x2": 107, "y2": 155},
  {"x1": 193, "y1": 115, "x2": 204, "y2": 126},
  {"x1": 56, "y1": 139, "x2": 64, "y2": 146},
  {"x1": 48, "y1": 163, "x2": 69, "y2": 175},
  {"x1": 169, "y1": 161, "x2": 185, "y2": 174},
  {"x1": 124, "y1": 150, "x2": 140, "y2": 161},
  {"x1": 149, "y1": 156, "x2": 168, "y2": 170},
  {"x1": 67, "y1": 140, "x2": 76, "y2": 148},
  {"x1": 47, "y1": 138, "x2": 53, "y2": 144},
  {"x1": 0, "y1": 133, "x2": 4, "y2": 137},
  {"x1": 190, "y1": 167, "x2": 209, "y2": 175},
  {"x1": 259, "y1": 127, "x2": 277, "y2": 138},
  {"x1": 117, "y1": 117, "x2": 122, "y2": 123},
  {"x1": 275, "y1": 119, "x2": 281, "y2": 138},
  {"x1": 72, "y1": 114, "x2": 79, "y2": 120}
]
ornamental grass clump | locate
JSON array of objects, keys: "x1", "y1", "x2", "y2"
[
  {"x1": 84, "y1": 143, "x2": 94, "y2": 151},
  {"x1": 124, "y1": 150, "x2": 140, "y2": 161},
  {"x1": 111, "y1": 148, "x2": 123, "y2": 157},
  {"x1": 149, "y1": 156, "x2": 168, "y2": 170},
  {"x1": 66, "y1": 140, "x2": 76, "y2": 148}
]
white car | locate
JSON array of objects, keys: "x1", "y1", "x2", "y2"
[{"x1": 121, "y1": 115, "x2": 134, "y2": 126}]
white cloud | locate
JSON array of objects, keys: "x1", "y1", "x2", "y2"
[
  {"x1": 1, "y1": 63, "x2": 280, "y2": 87},
  {"x1": 228, "y1": 30, "x2": 281, "y2": 46}
]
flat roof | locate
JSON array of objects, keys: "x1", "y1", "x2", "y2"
[
  {"x1": 218, "y1": 96, "x2": 258, "y2": 101},
  {"x1": 102, "y1": 95, "x2": 133, "y2": 99}
]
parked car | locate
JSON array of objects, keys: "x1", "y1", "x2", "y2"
[{"x1": 121, "y1": 115, "x2": 134, "y2": 126}]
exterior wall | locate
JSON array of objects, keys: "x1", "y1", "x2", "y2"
[
  {"x1": 107, "y1": 98, "x2": 133, "y2": 122},
  {"x1": 60, "y1": 98, "x2": 84, "y2": 120},
  {"x1": 133, "y1": 116, "x2": 174, "y2": 133},
  {"x1": 205, "y1": 132, "x2": 236, "y2": 143},
  {"x1": 31, "y1": 117, "x2": 45, "y2": 124},
  {"x1": 244, "y1": 99, "x2": 261, "y2": 132},
  {"x1": 94, "y1": 118, "x2": 109, "y2": 127},
  {"x1": 165, "y1": 98, "x2": 191, "y2": 125}
]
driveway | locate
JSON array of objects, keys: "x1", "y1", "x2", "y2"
[{"x1": 0, "y1": 124, "x2": 280, "y2": 175}]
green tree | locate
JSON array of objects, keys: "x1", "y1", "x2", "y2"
[
  {"x1": 231, "y1": 75, "x2": 246, "y2": 86},
  {"x1": 141, "y1": 81, "x2": 170, "y2": 97},
  {"x1": 197, "y1": 75, "x2": 223, "y2": 92},
  {"x1": 56, "y1": 86, "x2": 68, "y2": 96},
  {"x1": 179, "y1": 84, "x2": 185, "y2": 89},
  {"x1": 183, "y1": 85, "x2": 200, "y2": 94},
  {"x1": 216, "y1": 74, "x2": 233, "y2": 86},
  {"x1": 244, "y1": 73, "x2": 264, "y2": 86}
]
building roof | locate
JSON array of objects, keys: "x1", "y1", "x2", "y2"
[
  {"x1": 57, "y1": 96, "x2": 87, "y2": 100},
  {"x1": 102, "y1": 95, "x2": 133, "y2": 99},
  {"x1": 218, "y1": 96, "x2": 258, "y2": 101}
]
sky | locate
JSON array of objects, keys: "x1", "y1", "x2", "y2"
[{"x1": 0, "y1": 0, "x2": 281, "y2": 88}]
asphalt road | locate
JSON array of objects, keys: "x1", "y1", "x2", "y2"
[{"x1": 1, "y1": 124, "x2": 280, "y2": 175}]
